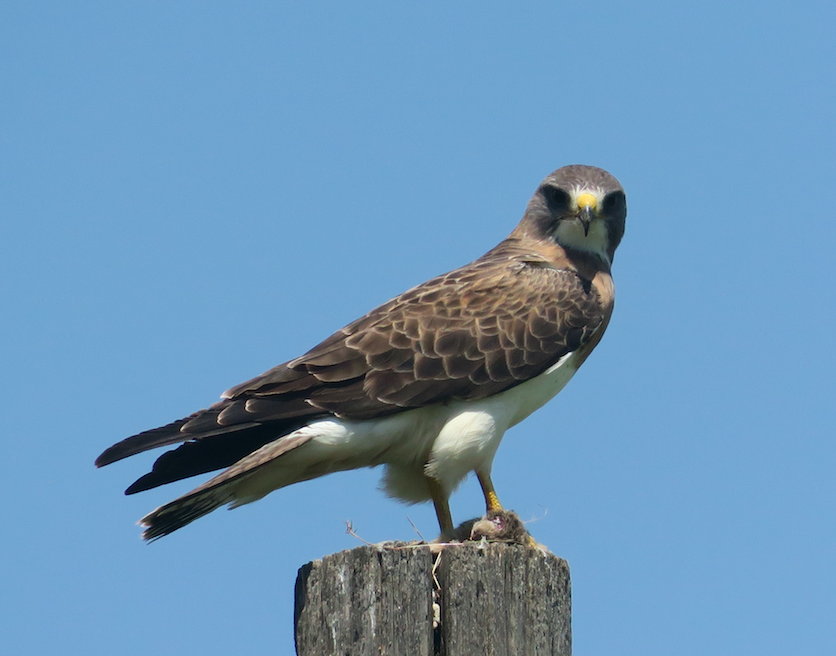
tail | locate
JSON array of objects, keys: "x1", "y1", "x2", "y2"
[
  {"x1": 137, "y1": 429, "x2": 315, "y2": 540},
  {"x1": 140, "y1": 483, "x2": 237, "y2": 541}
]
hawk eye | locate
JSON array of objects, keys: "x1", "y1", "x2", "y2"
[
  {"x1": 542, "y1": 186, "x2": 571, "y2": 213},
  {"x1": 603, "y1": 190, "x2": 626, "y2": 217}
]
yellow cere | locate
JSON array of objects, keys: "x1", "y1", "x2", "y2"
[{"x1": 576, "y1": 192, "x2": 598, "y2": 210}]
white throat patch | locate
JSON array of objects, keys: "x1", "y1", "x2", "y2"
[{"x1": 554, "y1": 216, "x2": 610, "y2": 262}]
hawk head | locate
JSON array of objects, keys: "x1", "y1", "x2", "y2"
[{"x1": 520, "y1": 164, "x2": 626, "y2": 264}]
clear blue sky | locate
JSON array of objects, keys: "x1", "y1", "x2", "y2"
[{"x1": 2, "y1": 2, "x2": 834, "y2": 654}]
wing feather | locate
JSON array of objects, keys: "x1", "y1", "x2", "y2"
[{"x1": 96, "y1": 239, "x2": 610, "y2": 496}]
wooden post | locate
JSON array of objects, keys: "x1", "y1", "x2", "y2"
[
  {"x1": 294, "y1": 543, "x2": 571, "y2": 656},
  {"x1": 294, "y1": 544, "x2": 435, "y2": 655}
]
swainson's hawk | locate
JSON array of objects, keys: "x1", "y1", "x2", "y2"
[{"x1": 96, "y1": 164, "x2": 626, "y2": 540}]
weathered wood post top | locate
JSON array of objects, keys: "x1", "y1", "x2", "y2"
[{"x1": 294, "y1": 543, "x2": 571, "y2": 656}]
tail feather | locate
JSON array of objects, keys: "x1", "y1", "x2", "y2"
[
  {"x1": 140, "y1": 485, "x2": 238, "y2": 541},
  {"x1": 138, "y1": 429, "x2": 317, "y2": 540}
]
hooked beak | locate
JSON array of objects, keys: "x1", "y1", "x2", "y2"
[
  {"x1": 576, "y1": 193, "x2": 598, "y2": 237},
  {"x1": 579, "y1": 205, "x2": 594, "y2": 236}
]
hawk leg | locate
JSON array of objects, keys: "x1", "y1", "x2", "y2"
[
  {"x1": 427, "y1": 476, "x2": 455, "y2": 539},
  {"x1": 476, "y1": 471, "x2": 504, "y2": 513}
]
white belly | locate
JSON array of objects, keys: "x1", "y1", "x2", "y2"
[{"x1": 233, "y1": 350, "x2": 581, "y2": 506}]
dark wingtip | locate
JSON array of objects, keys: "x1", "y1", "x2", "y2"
[
  {"x1": 117, "y1": 424, "x2": 284, "y2": 495},
  {"x1": 95, "y1": 446, "x2": 123, "y2": 468},
  {"x1": 94, "y1": 415, "x2": 199, "y2": 469},
  {"x1": 125, "y1": 475, "x2": 155, "y2": 496}
]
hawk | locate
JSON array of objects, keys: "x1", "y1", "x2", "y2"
[{"x1": 96, "y1": 164, "x2": 626, "y2": 540}]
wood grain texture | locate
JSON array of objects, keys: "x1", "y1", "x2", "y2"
[
  {"x1": 294, "y1": 544, "x2": 571, "y2": 656},
  {"x1": 435, "y1": 544, "x2": 571, "y2": 656},
  {"x1": 294, "y1": 545, "x2": 434, "y2": 656}
]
